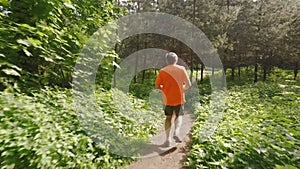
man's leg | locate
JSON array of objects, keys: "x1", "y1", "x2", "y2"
[
  {"x1": 163, "y1": 106, "x2": 173, "y2": 146},
  {"x1": 174, "y1": 115, "x2": 182, "y2": 136},
  {"x1": 164, "y1": 114, "x2": 172, "y2": 145},
  {"x1": 173, "y1": 105, "x2": 184, "y2": 143}
]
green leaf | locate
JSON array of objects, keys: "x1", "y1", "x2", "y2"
[
  {"x1": 208, "y1": 161, "x2": 221, "y2": 166},
  {"x1": 16, "y1": 39, "x2": 30, "y2": 47},
  {"x1": 113, "y1": 61, "x2": 120, "y2": 69},
  {"x1": 43, "y1": 57, "x2": 54, "y2": 63},
  {"x1": 275, "y1": 164, "x2": 298, "y2": 169},
  {"x1": 10, "y1": 65, "x2": 22, "y2": 72},
  {"x1": 23, "y1": 49, "x2": 32, "y2": 57},
  {"x1": 2, "y1": 68, "x2": 21, "y2": 76},
  {"x1": 0, "y1": 62, "x2": 22, "y2": 71},
  {"x1": 0, "y1": 0, "x2": 10, "y2": 7},
  {"x1": 63, "y1": 2, "x2": 76, "y2": 10},
  {"x1": 27, "y1": 37, "x2": 42, "y2": 46},
  {"x1": 16, "y1": 23, "x2": 36, "y2": 31}
]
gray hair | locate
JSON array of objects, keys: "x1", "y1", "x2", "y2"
[{"x1": 165, "y1": 52, "x2": 178, "y2": 65}]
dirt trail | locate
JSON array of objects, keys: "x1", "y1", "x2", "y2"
[
  {"x1": 128, "y1": 77, "x2": 202, "y2": 169},
  {"x1": 127, "y1": 113, "x2": 195, "y2": 169}
]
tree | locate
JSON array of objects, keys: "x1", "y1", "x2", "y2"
[
  {"x1": 227, "y1": 0, "x2": 299, "y2": 82},
  {"x1": 117, "y1": 0, "x2": 299, "y2": 84},
  {"x1": 0, "y1": 0, "x2": 125, "y2": 91}
]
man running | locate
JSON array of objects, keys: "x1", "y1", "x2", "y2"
[{"x1": 155, "y1": 52, "x2": 191, "y2": 147}]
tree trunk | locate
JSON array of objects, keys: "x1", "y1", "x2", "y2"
[
  {"x1": 189, "y1": 0, "x2": 196, "y2": 82},
  {"x1": 142, "y1": 55, "x2": 147, "y2": 84},
  {"x1": 190, "y1": 66, "x2": 193, "y2": 82},
  {"x1": 263, "y1": 65, "x2": 267, "y2": 81},
  {"x1": 190, "y1": 56, "x2": 193, "y2": 82},
  {"x1": 195, "y1": 65, "x2": 199, "y2": 81},
  {"x1": 142, "y1": 36, "x2": 148, "y2": 84},
  {"x1": 134, "y1": 1, "x2": 141, "y2": 83},
  {"x1": 212, "y1": 67, "x2": 215, "y2": 76},
  {"x1": 231, "y1": 67, "x2": 235, "y2": 80},
  {"x1": 227, "y1": 0, "x2": 230, "y2": 12},
  {"x1": 238, "y1": 54, "x2": 241, "y2": 78},
  {"x1": 134, "y1": 57, "x2": 139, "y2": 83},
  {"x1": 113, "y1": 43, "x2": 118, "y2": 87},
  {"x1": 200, "y1": 63, "x2": 204, "y2": 82},
  {"x1": 254, "y1": 63, "x2": 258, "y2": 83},
  {"x1": 294, "y1": 62, "x2": 299, "y2": 80},
  {"x1": 113, "y1": 57, "x2": 117, "y2": 87},
  {"x1": 134, "y1": 35, "x2": 139, "y2": 83}
]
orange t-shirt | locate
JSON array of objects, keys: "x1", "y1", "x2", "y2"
[{"x1": 155, "y1": 64, "x2": 190, "y2": 106}]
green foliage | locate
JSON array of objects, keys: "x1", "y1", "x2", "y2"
[
  {"x1": 96, "y1": 51, "x2": 120, "y2": 90},
  {"x1": 185, "y1": 80, "x2": 300, "y2": 168},
  {"x1": 129, "y1": 72, "x2": 156, "y2": 99},
  {"x1": 0, "y1": 87, "x2": 162, "y2": 168},
  {"x1": 95, "y1": 87, "x2": 163, "y2": 138},
  {"x1": 0, "y1": 0, "x2": 126, "y2": 91},
  {"x1": 268, "y1": 68, "x2": 300, "y2": 85}
]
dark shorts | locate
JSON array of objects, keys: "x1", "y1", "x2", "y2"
[{"x1": 164, "y1": 104, "x2": 184, "y2": 116}]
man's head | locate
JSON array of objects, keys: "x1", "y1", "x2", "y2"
[{"x1": 165, "y1": 52, "x2": 178, "y2": 65}]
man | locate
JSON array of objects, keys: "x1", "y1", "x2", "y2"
[{"x1": 155, "y1": 52, "x2": 191, "y2": 147}]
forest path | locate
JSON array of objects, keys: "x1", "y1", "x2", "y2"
[
  {"x1": 127, "y1": 76, "x2": 202, "y2": 169},
  {"x1": 127, "y1": 113, "x2": 195, "y2": 169}
]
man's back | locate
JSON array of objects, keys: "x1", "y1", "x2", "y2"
[{"x1": 155, "y1": 64, "x2": 189, "y2": 106}]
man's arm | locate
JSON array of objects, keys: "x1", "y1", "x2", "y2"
[
  {"x1": 155, "y1": 71, "x2": 163, "y2": 90},
  {"x1": 183, "y1": 68, "x2": 191, "y2": 91}
]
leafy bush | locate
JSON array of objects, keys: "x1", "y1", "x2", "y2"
[
  {"x1": 128, "y1": 70, "x2": 158, "y2": 99},
  {"x1": 0, "y1": 0, "x2": 126, "y2": 91},
  {"x1": 185, "y1": 82, "x2": 300, "y2": 169},
  {"x1": 0, "y1": 87, "x2": 162, "y2": 168}
]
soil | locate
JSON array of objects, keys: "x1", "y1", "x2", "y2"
[{"x1": 127, "y1": 113, "x2": 194, "y2": 169}]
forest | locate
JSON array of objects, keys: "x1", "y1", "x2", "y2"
[{"x1": 0, "y1": 0, "x2": 299, "y2": 168}]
